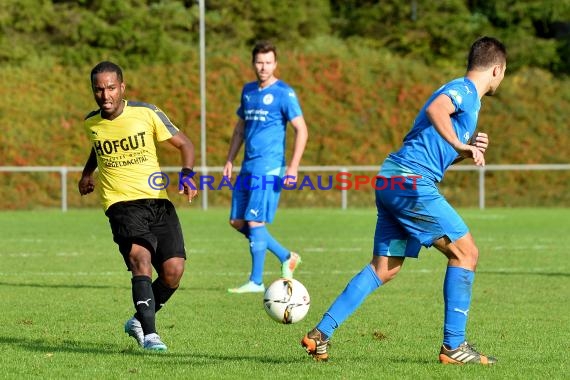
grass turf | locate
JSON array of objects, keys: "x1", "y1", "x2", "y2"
[{"x1": 1, "y1": 208, "x2": 568, "y2": 379}]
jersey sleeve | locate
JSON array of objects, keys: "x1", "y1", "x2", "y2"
[
  {"x1": 441, "y1": 82, "x2": 476, "y2": 114},
  {"x1": 151, "y1": 106, "x2": 180, "y2": 141},
  {"x1": 282, "y1": 87, "x2": 303, "y2": 121}
]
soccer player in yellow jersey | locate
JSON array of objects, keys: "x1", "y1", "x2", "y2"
[{"x1": 78, "y1": 61, "x2": 198, "y2": 351}]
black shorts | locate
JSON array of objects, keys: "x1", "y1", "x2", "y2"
[{"x1": 105, "y1": 199, "x2": 186, "y2": 271}]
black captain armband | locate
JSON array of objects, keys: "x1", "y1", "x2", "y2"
[
  {"x1": 181, "y1": 168, "x2": 195, "y2": 177},
  {"x1": 179, "y1": 168, "x2": 197, "y2": 192}
]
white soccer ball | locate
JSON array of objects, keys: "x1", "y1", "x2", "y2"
[{"x1": 263, "y1": 278, "x2": 310, "y2": 324}]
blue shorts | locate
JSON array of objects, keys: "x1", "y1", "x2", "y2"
[
  {"x1": 373, "y1": 176, "x2": 468, "y2": 258},
  {"x1": 230, "y1": 173, "x2": 282, "y2": 223}
]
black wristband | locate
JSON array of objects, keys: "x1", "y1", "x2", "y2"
[{"x1": 181, "y1": 168, "x2": 195, "y2": 176}]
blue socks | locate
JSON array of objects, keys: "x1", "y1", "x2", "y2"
[
  {"x1": 244, "y1": 225, "x2": 291, "y2": 285},
  {"x1": 240, "y1": 224, "x2": 289, "y2": 262},
  {"x1": 317, "y1": 265, "x2": 383, "y2": 339},
  {"x1": 313, "y1": 263, "x2": 474, "y2": 347},
  {"x1": 247, "y1": 226, "x2": 267, "y2": 285},
  {"x1": 247, "y1": 225, "x2": 291, "y2": 284},
  {"x1": 264, "y1": 232, "x2": 289, "y2": 262},
  {"x1": 443, "y1": 266, "x2": 474, "y2": 349}
]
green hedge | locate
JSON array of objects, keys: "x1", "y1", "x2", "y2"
[{"x1": 1, "y1": 43, "x2": 569, "y2": 209}]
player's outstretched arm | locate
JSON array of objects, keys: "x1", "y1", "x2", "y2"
[{"x1": 78, "y1": 148, "x2": 97, "y2": 195}]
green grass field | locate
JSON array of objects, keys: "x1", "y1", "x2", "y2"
[{"x1": 1, "y1": 208, "x2": 568, "y2": 379}]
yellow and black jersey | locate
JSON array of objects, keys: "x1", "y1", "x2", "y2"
[{"x1": 84, "y1": 100, "x2": 179, "y2": 211}]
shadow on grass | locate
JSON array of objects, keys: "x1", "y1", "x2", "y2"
[{"x1": 0, "y1": 335, "x2": 301, "y2": 364}]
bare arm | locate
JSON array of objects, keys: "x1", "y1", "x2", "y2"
[
  {"x1": 223, "y1": 118, "x2": 245, "y2": 180},
  {"x1": 78, "y1": 148, "x2": 97, "y2": 195},
  {"x1": 284, "y1": 115, "x2": 308, "y2": 186},
  {"x1": 167, "y1": 131, "x2": 195, "y2": 170},
  {"x1": 167, "y1": 131, "x2": 198, "y2": 202},
  {"x1": 426, "y1": 94, "x2": 485, "y2": 166}
]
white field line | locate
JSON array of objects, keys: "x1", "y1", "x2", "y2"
[{"x1": 0, "y1": 267, "x2": 563, "y2": 278}]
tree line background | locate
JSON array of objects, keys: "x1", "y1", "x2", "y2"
[
  {"x1": 1, "y1": 0, "x2": 569, "y2": 75},
  {"x1": 0, "y1": 0, "x2": 569, "y2": 209}
]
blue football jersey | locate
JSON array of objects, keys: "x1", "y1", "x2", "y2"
[
  {"x1": 388, "y1": 77, "x2": 481, "y2": 182},
  {"x1": 237, "y1": 80, "x2": 303, "y2": 174}
]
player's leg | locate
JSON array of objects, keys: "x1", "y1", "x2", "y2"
[
  {"x1": 432, "y1": 233, "x2": 496, "y2": 364},
  {"x1": 143, "y1": 258, "x2": 184, "y2": 352},
  {"x1": 230, "y1": 218, "x2": 300, "y2": 279},
  {"x1": 129, "y1": 199, "x2": 187, "y2": 351},
  {"x1": 230, "y1": 219, "x2": 249, "y2": 237},
  {"x1": 128, "y1": 243, "x2": 162, "y2": 347},
  {"x1": 408, "y1": 189, "x2": 495, "y2": 365},
  {"x1": 248, "y1": 220, "x2": 301, "y2": 279},
  {"x1": 227, "y1": 187, "x2": 266, "y2": 293},
  {"x1": 151, "y1": 199, "x2": 187, "y2": 313},
  {"x1": 227, "y1": 231, "x2": 266, "y2": 291},
  {"x1": 256, "y1": 178, "x2": 301, "y2": 278},
  {"x1": 105, "y1": 200, "x2": 159, "y2": 348},
  {"x1": 236, "y1": 184, "x2": 289, "y2": 289},
  {"x1": 302, "y1": 191, "x2": 420, "y2": 361},
  {"x1": 121, "y1": 243, "x2": 153, "y2": 348},
  {"x1": 434, "y1": 232, "x2": 478, "y2": 270},
  {"x1": 229, "y1": 173, "x2": 253, "y2": 238},
  {"x1": 229, "y1": 181, "x2": 296, "y2": 292},
  {"x1": 152, "y1": 260, "x2": 184, "y2": 311},
  {"x1": 245, "y1": 220, "x2": 268, "y2": 287},
  {"x1": 318, "y1": 257, "x2": 400, "y2": 333},
  {"x1": 230, "y1": 216, "x2": 292, "y2": 270},
  {"x1": 227, "y1": 182, "x2": 265, "y2": 293},
  {"x1": 394, "y1": 181, "x2": 495, "y2": 364},
  {"x1": 302, "y1": 255, "x2": 404, "y2": 361},
  {"x1": 434, "y1": 234, "x2": 475, "y2": 351}
]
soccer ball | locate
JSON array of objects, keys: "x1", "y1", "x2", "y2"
[{"x1": 263, "y1": 278, "x2": 310, "y2": 324}]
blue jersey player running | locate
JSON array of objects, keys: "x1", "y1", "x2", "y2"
[
  {"x1": 302, "y1": 36, "x2": 507, "y2": 364},
  {"x1": 224, "y1": 41, "x2": 308, "y2": 293}
]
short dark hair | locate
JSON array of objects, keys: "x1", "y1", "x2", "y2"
[
  {"x1": 252, "y1": 41, "x2": 277, "y2": 63},
  {"x1": 90, "y1": 61, "x2": 123, "y2": 84},
  {"x1": 467, "y1": 36, "x2": 507, "y2": 71}
]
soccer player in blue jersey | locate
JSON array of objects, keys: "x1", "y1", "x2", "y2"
[
  {"x1": 224, "y1": 41, "x2": 308, "y2": 293},
  {"x1": 302, "y1": 36, "x2": 507, "y2": 364}
]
